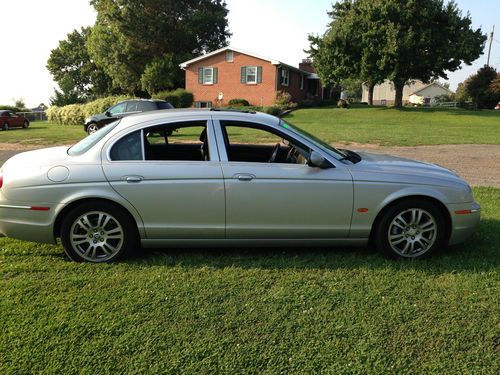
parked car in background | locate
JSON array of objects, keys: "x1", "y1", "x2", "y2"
[
  {"x1": 0, "y1": 110, "x2": 29, "y2": 131},
  {"x1": 83, "y1": 99, "x2": 174, "y2": 134},
  {"x1": 495, "y1": 102, "x2": 500, "y2": 110},
  {"x1": 0, "y1": 109, "x2": 480, "y2": 263}
]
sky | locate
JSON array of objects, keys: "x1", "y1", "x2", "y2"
[{"x1": 0, "y1": 0, "x2": 498, "y2": 107}]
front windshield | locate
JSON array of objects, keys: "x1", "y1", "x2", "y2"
[
  {"x1": 68, "y1": 121, "x2": 120, "y2": 156},
  {"x1": 279, "y1": 119, "x2": 347, "y2": 159}
]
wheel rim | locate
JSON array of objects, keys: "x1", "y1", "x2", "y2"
[
  {"x1": 388, "y1": 208, "x2": 437, "y2": 257},
  {"x1": 3, "y1": 123, "x2": 8, "y2": 130},
  {"x1": 88, "y1": 124, "x2": 98, "y2": 134},
  {"x1": 69, "y1": 211, "x2": 124, "y2": 262}
]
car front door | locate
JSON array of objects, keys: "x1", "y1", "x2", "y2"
[
  {"x1": 101, "y1": 117, "x2": 225, "y2": 240},
  {"x1": 103, "y1": 102, "x2": 127, "y2": 125},
  {"x1": 8, "y1": 112, "x2": 21, "y2": 127},
  {"x1": 214, "y1": 119, "x2": 354, "y2": 239}
]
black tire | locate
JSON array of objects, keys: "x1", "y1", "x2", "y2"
[
  {"x1": 374, "y1": 198, "x2": 447, "y2": 259},
  {"x1": 87, "y1": 123, "x2": 99, "y2": 135},
  {"x1": 22, "y1": 120, "x2": 29, "y2": 129},
  {"x1": 2, "y1": 122, "x2": 9, "y2": 131},
  {"x1": 60, "y1": 201, "x2": 138, "y2": 263}
]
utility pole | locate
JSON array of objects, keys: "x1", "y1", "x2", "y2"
[{"x1": 487, "y1": 25, "x2": 495, "y2": 67}]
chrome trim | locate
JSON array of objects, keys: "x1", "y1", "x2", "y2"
[{"x1": 0, "y1": 204, "x2": 31, "y2": 210}]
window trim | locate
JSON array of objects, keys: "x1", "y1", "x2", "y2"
[
  {"x1": 281, "y1": 68, "x2": 290, "y2": 87},
  {"x1": 225, "y1": 50, "x2": 234, "y2": 62},
  {"x1": 203, "y1": 67, "x2": 214, "y2": 85},
  {"x1": 246, "y1": 66, "x2": 258, "y2": 85}
]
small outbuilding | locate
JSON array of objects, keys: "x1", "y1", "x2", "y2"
[{"x1": 408, "y1": 82, "x2": 453, "y2": 106}]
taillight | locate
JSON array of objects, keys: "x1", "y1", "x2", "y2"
[{"x1": 0, "y1": 172, "x2": 3, "y2": 189}]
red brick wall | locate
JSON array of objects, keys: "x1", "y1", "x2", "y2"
[
  {"x1": 277, "y1": 68, "x2": 308, "y2": 103},
  {"x1": 185, "y1": 51, "x2": 279, "y2": 106}
]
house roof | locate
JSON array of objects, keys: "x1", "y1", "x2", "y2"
[
  {"x1": 179, "y1": 46, "x2": 312, "y2": 75},
  {"x1": 410, "y1": 82, "x2": 453, "y2": 96}
]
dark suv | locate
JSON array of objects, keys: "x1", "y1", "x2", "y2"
[{"x1": 84, "y1": 99, "x2": 174, "y2": 134}]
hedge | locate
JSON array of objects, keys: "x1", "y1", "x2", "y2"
[
  {"x1": 0, "y1": 105, "x2": 28, "y2": 113},
  {"x1": 46, "y1": 96, "x2": 132, "y2": 125},
  {"x1": 153, "y1": 89, "x2": 194, "y2": 108}
]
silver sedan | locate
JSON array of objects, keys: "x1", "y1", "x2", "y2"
[{"x1": 0, "y1": 109, "x2": 480, "y2": 262}]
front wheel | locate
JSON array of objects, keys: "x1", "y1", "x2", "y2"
[
  {"x1": 374, "y1": 199, "x2": 447, "y2": 259},
  {"x1": 87, "y1": 123, "x2": 99, "y2": 135},
  {"x1": 22, "y1": 120, "x2": 29, "y2": 128},
  {"x1": 2, "y1": 122, "x2": 9, "y2": 131},
  {"x1": 60, "y1": 202, "x2": 138, "y2": 263}
]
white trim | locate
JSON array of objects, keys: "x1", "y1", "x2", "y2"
[
  {"x1": 280, "y1": 68, "x2": 290, "y2": 87},
  {"x1": 203, "y1": 67, "x2": 214, "y2": 85},
  {"x1": 246, "y1": 66, "x2": 258, "y2": 84},
  {"x1": 225, "y1": 50, "x2": 234, "y2": 62},
  {"x1": 410, "y1": 82, "x2": 453, "y2": 96}
]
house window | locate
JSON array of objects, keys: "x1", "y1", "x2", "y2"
[
  {"x1": 246, "y1": 66, "x2": 257, "y2": 84},
  {"x1": 194, "y1": 101, "x2": 213, "y2": 108},
  {"x1": 300, "y1": 74, "x2": 304, "y2": 90},
  {"x1": 198, "y1": 67, "x2": 218, "y2": 85},
  {"x1": 225, "y1": 50, "x2": 234, "y2": 62},
  {"x1": 281, "y1": 68, "x2": 290, "y2": 86}
]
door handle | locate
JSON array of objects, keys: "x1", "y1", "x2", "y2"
[
  {"x1": 122, "y1": 175, "x2": 143, "y2": 183},
  {"x1": 235, "y1": 173, "x2": 255, "y2": 181}
]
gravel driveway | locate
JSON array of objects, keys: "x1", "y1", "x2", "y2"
[{"x1": 1, "y1": 143, "x2": 499, "y2": 187}]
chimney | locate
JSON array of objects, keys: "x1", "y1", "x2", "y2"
[{"x1": 299, "y1": 59, "x2": 315, "y2": 73}]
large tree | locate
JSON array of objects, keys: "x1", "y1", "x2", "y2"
[
  {"x1": 87, "y1": 0, "x2": 230, "y2": 95},
  {"x1": 47, "y1": 27, "x2": 114, "y2": 103},
  {"x1": 465, "y1": 65, "x2": 499, "y2": 109},
  {"x1": 310, "y1": 0, "x2": 486, "y2": 107}
]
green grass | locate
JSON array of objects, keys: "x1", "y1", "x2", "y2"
[
  {"x1": 284, "y1": 106, "x2": 500, "y2": 146},
  {"x1": 0, "y1": 121, "x2": 84, "y2": 146},
  {"x1": 1, "y1": 187, "x2": 498, "y2": 373}
]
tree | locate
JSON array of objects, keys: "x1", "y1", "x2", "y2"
[
  {"x1": 49, "y1": 89, "x2": 85, "y2": 107},
  {"x1": 13, "y1": 98, "x2": 26, "y2": 109},
  {"x1": 87, "y1": 0, "x2": 230, "y2": 95},
  {"x1": 465, "y1": 65, "x2": 499, "y2": 109},
  {"x1": 310, "y1": 0, "x2": 486, "y2": 107},
  {"x1": 47, "y1": 27, "x2": 114, "y2": 103}
]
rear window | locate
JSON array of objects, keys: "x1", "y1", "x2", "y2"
[
  {"x1": 157, "y1": 102, "x2": 174, "y2": 109},
  {"x1": 68, "y1": 121, "x2": 120, "y2": 156}
]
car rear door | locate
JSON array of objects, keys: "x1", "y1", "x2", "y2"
[{"x1": 213, "y1": 118, "x2": 354, "y2": 239}]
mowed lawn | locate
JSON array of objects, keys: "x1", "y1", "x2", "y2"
[{"x1": 0, "y1": 187, "x2": 499, "y2": 373}]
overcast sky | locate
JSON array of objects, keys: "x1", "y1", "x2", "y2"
[{"x1": 0, "y1": 0, "x2": 498, "y2": 107}]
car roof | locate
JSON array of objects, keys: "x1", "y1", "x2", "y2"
[{"x1": 115, "y1": 109, "x2": 280, "y2": 132}]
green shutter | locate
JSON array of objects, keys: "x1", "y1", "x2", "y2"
[
  {"x1": 198, "y1": 67, "x2": 204, "y2": 84},
  {"x1": 213, "y1": 67, "x2": 218, "y2": 84},
  {"x1": 241, "y1": 66, "x2": 247, "y2": 83},
  {"x1": 257, "y1": 66, "x2": 262, "y2": 83}
]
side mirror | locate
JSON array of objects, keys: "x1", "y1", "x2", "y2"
[
  {"x1": 308, "y1": 151, "x2": 331, "y2": 168},
  {"x1": 105, "y1": 111, "x2": 112, "y2": 117}
]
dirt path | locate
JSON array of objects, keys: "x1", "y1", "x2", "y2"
[{"x1": 1, "y1": 143, "x2": 499, "y2": 187}]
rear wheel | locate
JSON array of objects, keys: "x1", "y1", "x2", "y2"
[
  {"x1": 22, "y1": 120, "x2": 29, "y2": 128},
  {"x1": 374, "y1": 199, "x2": 447, "y2": 259},
  {"x1": 60, "y1": 202, "x2": 138, "y2": 263},
  {"x1": 87, "y1": 123, "x2": 99, "y2": 135},
  {"x1": 2, "y1": 122, "x2": 9, "y2": 131}
]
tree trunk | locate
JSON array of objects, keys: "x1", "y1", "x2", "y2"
[
  {"x1": 394, "y1": 82, "x2": 405, "y2": 108},
  {"x1": 367, "y1": 82, "x2": 375, "y2": 106}
]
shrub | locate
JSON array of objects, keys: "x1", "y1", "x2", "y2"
[
  {"x1": 228, "y1": 98, "x2": 250, "y2": 107},
  {"x1": 265, "y1": 106, "x2": 283, "y2": 116},
  {"x1": 274, "y1": 91, "x2": 292, "y2": 107},
  {"x1": 0, "y1": 105, "x2": 25, "y2": 113},
  {"x1": 153, "y1": 88, "x2": 194, "y2": 108},
  {"x1": 337, "y1": 99, "x2": 349, "y2": 108}
]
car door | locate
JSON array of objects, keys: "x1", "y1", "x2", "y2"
[
  {"x1": 214, "y1": 119, "x2": 354, "y2": 239},
  {"x1": 9, "y1": 112, "x2": 21, "y2": 127},
  {"x1": 101, "y1": 117, "x2": 225, "y2": 240},
  {"x1": 103, "y1": 102, "x2": 128, "y2": 125}
]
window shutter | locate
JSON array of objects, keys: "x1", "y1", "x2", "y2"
[
  {"x1": 257, "y1": 66, "x2": 262, "y2": 83},
  {"x1": 213, "y1": 67, "x2": 218, "y2": 84},
  {"x1": 198, "y1": 67, "x2": 204, "y2": 84},
  {"x1": 241, "y1": 66, "x2": 247, "y2": 83}
]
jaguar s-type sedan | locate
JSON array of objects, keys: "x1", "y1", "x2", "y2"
[{"x1": 0, "y1": 109, "x2": 480, "y2": 262}]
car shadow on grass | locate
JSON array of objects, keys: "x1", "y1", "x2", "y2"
[{"x1": 126, "y1": 218, "x2": 499, "y2": 275}]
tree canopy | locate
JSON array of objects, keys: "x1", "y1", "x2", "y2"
[
  {"x1": 464, "y1": 65, "x2": 499, "y2": 109},
  {"x1": 309, "y1": 0, "x2": 486, "y2": 107},
  {"x1": 87, "y1": 0, "x2": 231, "y2": 95}
]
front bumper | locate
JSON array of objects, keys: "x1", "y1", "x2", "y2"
[{"x1": 447, "y1": 201, "x2": 481, "y2": 246}]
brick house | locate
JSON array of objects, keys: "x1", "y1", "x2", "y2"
[{"x1": 180, "y1": 47, "x2": 327, "y2": 107}]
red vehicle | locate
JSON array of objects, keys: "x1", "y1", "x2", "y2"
[
  {"x1": 0, "y1": 110, "x2": 29, "y2": 131},
  {"x1": 495, "y1": 102, "x2": 500, "y2": 110}
]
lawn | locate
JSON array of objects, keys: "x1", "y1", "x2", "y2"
[
  {"x1": 1, "y1": 187, "x2": 498, "y2": 373},
  {"x1": 0, "y1": 107, "x2": 499, "y2": 149}
]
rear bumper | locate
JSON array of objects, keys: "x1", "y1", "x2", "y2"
[
  {"x1": 447, "y1": 201, "x2": 481, "y2": 246},
  {"x1": 0, "y1": 205, "x2": 57, "y2": 244}
]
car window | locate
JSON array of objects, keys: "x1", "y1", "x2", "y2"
[
  {"x1": 110, "y1": 130, "x2": 143, "y2": 161},
  {"x1": 108, "y1": 102, "x2": 127, "y2": 115},
  {"x1": 125, "y1": 101, "x2": 139, "y2": 112},
  {"x1": 157, "y1": 102, "x2": 174, "y2": 109},
  {"x1": 144, "y1": 121, "x2": 209, "y2": 161},
  {"x1": 69, "y1": 121, "x2": 121, "y2": 156},
  {"x1": 140, "y1": 101, "x2": 156, "y2": 111},
  {"x1": 221, "y1": 121, "x2": 310, "y2": 164}
]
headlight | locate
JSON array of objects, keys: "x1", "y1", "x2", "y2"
[{"x1": 85, "y1": 118, "x2": 92, "y2": 123}]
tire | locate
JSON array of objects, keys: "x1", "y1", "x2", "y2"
[
  {"x1": 374, "y1": 199, "x2": 447, "y2": 259},
  {"x1": 2, "y1": 122, "x2": 9, "y2": 131},
  {"x1": 22, "y1": 120, "x2": 29, "y2": 129},
  {"x1": 87, "y1": 123, "x2": 99, "y2": 135},
  {"x1": 60, "y1": 202, "x2": 138, "y2": 263}
]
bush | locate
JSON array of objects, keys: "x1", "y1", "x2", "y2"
[
  {"x1": 47, "y1": 96, "x2": 133, "y2": 125},
  {"x1": 228, "y1": 98, "x2": 250, "y2": 107},
  {"x1": 0, "y1": 105, "x2": 26, "y2": 113},
  {"x1": 337, "y1": 99, "x2": 349, "y2": 108},
  {"x1": 265, "y1": 106, "x2": 283, "y2": 116},
  {"x1": 274, "y1": 90, "x2": 296, "y2": 109},
  {"x1": 153, "y1": 88, "x2": 194, "y2": 108}
]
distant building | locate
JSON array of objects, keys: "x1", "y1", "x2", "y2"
[{"x1": 362, "y1": 80, "x2": 452, "y2": 106}]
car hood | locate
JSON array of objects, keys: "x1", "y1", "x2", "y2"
[{"x1": 347, "y1": 151, "x2": 464, "y2": 185}]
